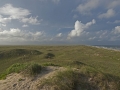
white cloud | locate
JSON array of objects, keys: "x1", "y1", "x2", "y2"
[
  {"x1": 0, "y1": 28, "x2": 22, "y2": 37},
  {"x1": 98, "y1": 9, "x2": 115, "y2": 18},
  {"x1": 68, "y1": 19, "x2": 96, "y2": 38},
  {"x1": 107, "y1": 0, "x2": 120, "y2": 9},
  {"x1": 112, "y1": 26, "x2": 120, "y2": 34},
  {"x1": 0, "y1": 4, "x2": 30, "y2": 19},
  {"x1": 76, "y1": 0, "x2": 99, "y2": 15},
  {"x1": 0, "y1": 15, "x2": 11, "y2": 23},
  {"x1": 0, "y1": 28, "x2": 43, "y2": 41},
  {"x1": 21, "y1": 16, "x2": 40, "y2": 25},
  {"x1": 93, "y1": 27, "x2": 120, "y2": 41},
  {"x1": 22, "y1": 24, "x2": 28, "y2": 27},
  {"x1": 0, "y1": 4, "x2": 40, "y2": 25},
  {"x1": 99, "y1": 31, "x2": 108, "y2": 39},
  {"x1": 88, "y1": 37, "x2": 96, "y2": 40},
  {"x1": 56, "y1": 33, "x2": 62, "y2": 37}
]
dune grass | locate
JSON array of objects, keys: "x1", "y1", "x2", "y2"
[
  {"x1": 38, "y1": 66, "x2": 120, "y2": 90},
  {"x1": 0, "y1": 63, "x2": 42, "y2": 79},
  {"x1": 22, "y1": 63, "x2": 42, "y2": 76},
  {"x1": 0, "y1": 45, "x2": 120, "y2": 89},
  {"x1": 0, "y1": 45, "x2": 120, "y2": 76}
]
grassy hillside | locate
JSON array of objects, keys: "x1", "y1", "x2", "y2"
[
  {"x1": 0, "y1": 45, "x2": 120, "y2": 76},
  {"x1": 0, "y1": 45, "x2": 120, "y2": 89}
]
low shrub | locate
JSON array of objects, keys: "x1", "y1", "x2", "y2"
[
  {"x1": 0, "y1": 63, "x2": 42, "y2": 79},
  {"x1": 44, "y1": 53, "x2": 55, "y2": 59},
  {"x1": 22, "y1": 63, "x2": 42, "y2": 76}
]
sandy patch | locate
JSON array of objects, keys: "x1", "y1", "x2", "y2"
[{"x1": 0, "y1": 66, "x2": 64, "y2": 90}]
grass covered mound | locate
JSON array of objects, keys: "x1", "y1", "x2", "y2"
[
  {"x1": 0, "y1": 63, "x2": 42, "y2": 79},
  {"x1": 0, "y1": 62, "x2": 120, "y2": 90},
  {"x1": 38, "y1": 66, "x2": 120, "y2": 90},
  {"x1": 0, "y1": 49, "x2": 42, "y2": 59}
]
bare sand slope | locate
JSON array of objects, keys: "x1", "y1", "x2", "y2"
[{"x1": 0, "y1": 66, "x2": 63, "y2": 90}]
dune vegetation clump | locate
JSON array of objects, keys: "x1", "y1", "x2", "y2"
[
  {"x1": 0, "y1": 49, "x2": 42, "y2": 59},
  {"x1": 44, "y1": 53, "x2": 55, "y2": 59},
  {"x1": 0, "y1": 63, "x2": 42, "y2": 79},
  {"x1": 22, "y1": 63, "x2": 42, "y2": 76}
]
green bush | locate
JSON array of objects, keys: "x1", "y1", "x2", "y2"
[
  {"x1": 6, "y1": 63, "x2": 28, "y2": 74},
  {"x1": 23, "y1": 63, "x2": 42, "y2": 76},
  {"x1": 44, "y1": 53, "x2": 55, "y2": 59},
  {"x1": 0, "y1": 63, "x2": 42, "y2": 79}
]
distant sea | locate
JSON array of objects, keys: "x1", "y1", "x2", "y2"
[{"x1": 93, "y1": 45, "x2": 120, "y2": 51}]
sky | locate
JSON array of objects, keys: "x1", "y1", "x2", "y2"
[{"x1": 0, "y1": 0, "x2": 120, "y2": 45}]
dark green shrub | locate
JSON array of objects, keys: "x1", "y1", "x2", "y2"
[
  {"x1": 44, "y1": 53, "x2": 55, "y2": 59},
  {"x1": 23, "y1": 63, "x2": 42, "y2": 76}
]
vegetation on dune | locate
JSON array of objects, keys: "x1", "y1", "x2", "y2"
[
  {"x1": 0, "y1": 45, "x2": 120, "y2": 89},
  {"x1": 22, "y1": 63, "x2": 42, "y2": 76},
  {"x1": 0, "y1": 63, "x2": 42, "y2": 79},
  {"x1": 44, "y1": 53, "x2": 55, "y2": 59},
  {"x1": 0, "y1": 49, "x2": 42, "y2": 59},
  {"x1": 38, "y1": 66, "x2": 120, "y2": 90}
]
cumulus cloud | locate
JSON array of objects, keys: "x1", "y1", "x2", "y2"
[
  {"x1": 68, "y1": 19, "x2": 96, "y2": 39},
  {"x1": 0, "y1": 4, "x2": 40, "y2": 25},
  {"x1": 0, "y1": 4, "x2": 30, "y2": 19},
  {"x1": 98, "y1": 9, "x2": 115, "y2": 18},
  {"x1": 76, "y1": 0, "x2": 99, "y2": 15},
  {"x1": 112, "y1": 26, "x2": 120, "y2": 34},
  {"x1": 0, "y1": 28, "x2": 43, "y2": 41},
  {"x1": 110, "y1": 26, "x2": 120, "y2": 41},
  {"x1": 0, "y1": 28, "x2": 22, "y2": 37},
  {"x1": 56, "y1": 33, "x2": 62, "y2": 37}
]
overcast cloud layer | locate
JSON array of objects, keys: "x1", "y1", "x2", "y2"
[{"x1": 0, "y1": 0, "x2": 120, "y2": 45}]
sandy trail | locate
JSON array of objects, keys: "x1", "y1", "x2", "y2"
[{"x1": 0, "y1": 66, "x2": 63, "y2": 90}]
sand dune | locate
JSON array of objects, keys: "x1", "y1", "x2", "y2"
[{"x1": 0, "y1": 66, "x2": 63, "y2": 90}]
